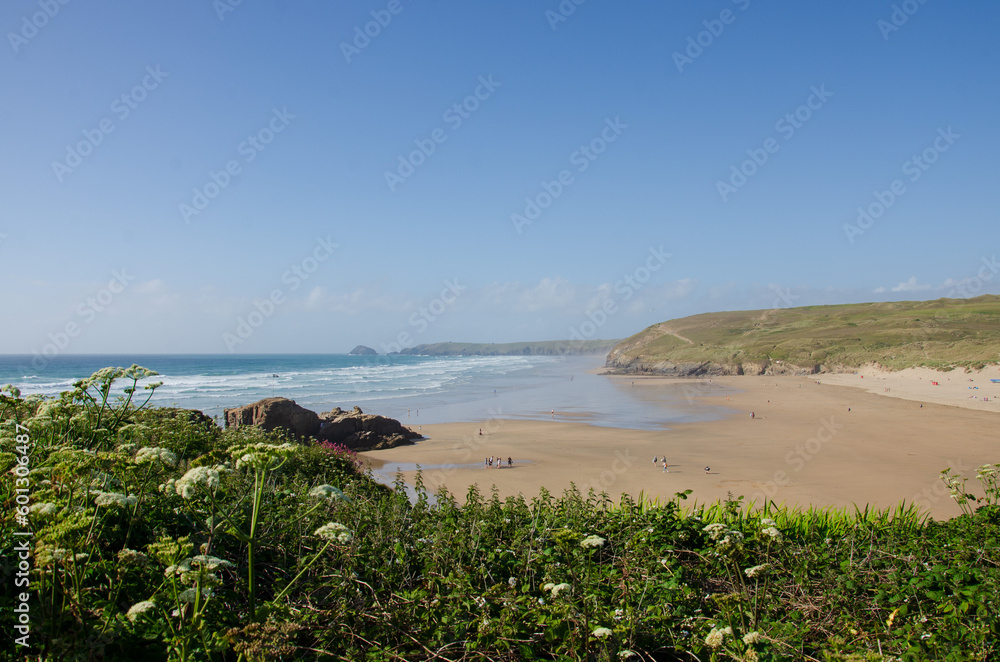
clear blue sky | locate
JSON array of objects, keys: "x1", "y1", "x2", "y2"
[{"x1": 2, "y1": 0, "x2": 998, "y2": 354}]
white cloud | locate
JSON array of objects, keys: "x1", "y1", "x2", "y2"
[{"x1": 890, "y1": 276, "x2": 932, "y2": 293}]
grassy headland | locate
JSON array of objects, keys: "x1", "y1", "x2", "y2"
[{"x1": 606, "y1": 295, "x2": 1000, "y2": 376}]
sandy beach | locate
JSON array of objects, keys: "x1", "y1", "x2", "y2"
[{"x1": 361, "y1": 369, "x2": 999, "y2": 519}]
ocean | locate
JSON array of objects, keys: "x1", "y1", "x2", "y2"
[{"x1": 0, "y1": 354, "x2": 731, "y2": 430}]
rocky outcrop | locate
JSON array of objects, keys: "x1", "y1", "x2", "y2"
[
  {"x1": 223, "y1": 398, "x2": 420, "y2": 451},
  {"x1": 224, "y1": 398, "x2": 321, "y2": 438},
  {"x1": 317, "y1": 406, "x2": 422, "y2": 451},
  {"x1": 348, "y1": 345, "x2": 378, "y2": 355},
  {"x1": 604, "y1": 356, "x2": 821, "y2": 377}
]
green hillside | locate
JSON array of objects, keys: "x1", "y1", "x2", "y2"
[
  {"x1": 395, "y1": 339, "x2": 618, "y2": 356},
  {"x1": 606, "y1": 295, "x2": 1000, "y2": 375}
]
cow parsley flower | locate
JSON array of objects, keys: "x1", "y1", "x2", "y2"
[
  {"x1": 705, "y1": 625, "x2": 733, "y2": 648},
  {"x1": 550, "y1": 582, "x2": 572, "y2": 597},
  {"x1": 126, "y1": 600, "x2": 156, "y2": 622},
  {"x1": 743, "y1": 631, "x2": 762, "y2": 644},
  {"x1": 762, "y1": 526, "x2": 783, "y2": 541},
  {"x1": 592, "y1": 627, "x2": 613, "y2": 639},
  {"x1": 94, "y1": 491, "x2": 138, "y2": 508},
  {"x1": 315, "y1": 522, "x2": 353, "y2": 543},
  {"x1": 175, "y1": 466, "x2": 220, "y2": 499},
  {"x1": 134, "y1": 447, "x2": 178, "y2": 467},
  {"x1": 191, "y1": 555, "x2": 233, "y2": 571},
  {"x1": 580, "y1": 534, "x2": 606, "y2": 549},
  {"x1": 760, "y1": 518, "x2": 777, "y2": 527},
  {"x1": 308, "y1": 484, "x2": 347, "y2": 500},
  {"x1": 702, "y1": 523, "x2": 727, "y2": 540},
  {"x1": 118, "y1": 548, "x2": 150, "y2": 567},
  {"x1": 744, "y1": 564, "x2": 770, "y2": 578}
]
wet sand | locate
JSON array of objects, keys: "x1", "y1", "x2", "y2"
[{"x1": 361, "y1": 372, "x2": 999, "y2": 519}]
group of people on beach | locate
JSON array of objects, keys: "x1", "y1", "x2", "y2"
[{"x1": 485, "y1": 456, "x2": 512, "y2": 468}]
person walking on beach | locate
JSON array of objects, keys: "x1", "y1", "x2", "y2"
[
  {"x1": 750, "y1": 411, "x2": 755, "y2": 419},
  {"x1": 507, "y1": 456, "x2": 512, "y2": 467},
  {"x1": 662, "y1": 460, "x2": 668, "y2": 473},
  {"x1": 653, "y1": 456, "x2": 658, "y2": 464}
]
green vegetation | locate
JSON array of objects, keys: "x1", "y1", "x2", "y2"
[
  {"x1": 3, "y1": 367, "x2": 1000, "y2": 661},
  {"x1": 396, "y1": 339, "x2": 619, "y2": 356},
  {"x1": 607, "y1": 295, "x2": 1000, "y2": 373}
]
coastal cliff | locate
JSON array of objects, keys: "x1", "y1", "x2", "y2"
[{"x1": 605, "y1": 295, "x2": 1000, "y2": 376}]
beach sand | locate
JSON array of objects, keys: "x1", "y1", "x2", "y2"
[{"x1": 360, "y1": 371, "x2": 999, "y2": 519}]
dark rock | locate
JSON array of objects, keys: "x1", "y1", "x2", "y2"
[
  {"x1": 348, "y1": 345, "x2": 378, "y2": 355},
  {"x1": 224, "y1": 398, "x2": 320, "y2": 438},
  {"x1": 223, "y1": 397, "x2": 420, "y2": 451},
  {"x1": 318, "y1": 407, "x2": 421, "y2": 451}
]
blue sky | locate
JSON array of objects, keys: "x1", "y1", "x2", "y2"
[{"x1": 2, "y1": 0, "x2": 998, "y2": 355}]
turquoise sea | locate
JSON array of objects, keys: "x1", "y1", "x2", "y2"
[{"x1": 0, "y1": 354, "x2": 732, "y2": 430}]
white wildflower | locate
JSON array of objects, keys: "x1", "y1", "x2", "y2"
[
  {"x1": 550, "y1": 582, "x2": 572, "y2": 597},
  {"x1": 705, "y1": 625, "x2": 733, "y2": 648},
  {"x1": 702, "y1": 523, "x2": 727, "y2": 540},
  {"x1": 134, "y1": 447, "x2": 178, "y2": 467},
  {"x1": 118, "y1": 548, "x2": 150, "y2": 567},
  {"x1": 762, "y1": 526, "x2": 783, "y2": 541},
  {"x1": 592, "y1": 627, "x2": 613, "y2": 639},
  {"x1": 175, "y1": 466, "x2": 220, "y2": 499},
  {"x1": 760, "y1": 518, "x2": 777, "y2": 527},
  {"x1": 718, "y1": 530, "x2": 744, "y2": 547},
  {"x1": 308, "y1": 484, "x2": 346, "y2": 500},
  {"x1": 125, "y1": 600, "x2": 156, "y2": 622},
  {"x1": 580, "y1": 534, "x2": 606, "y2": 549},
  {"x1": 744, "y1": 564, "x2": 769, "y2": 578},
  {"x1": 94, "y1": 491, "x2": 138, "y2": 508},
  {"x1": 191, "y1": 555, "x2": 233, "y2": 571},
  {"x1": 508, "y1": 577, "x2": 517, "y2": 587},
  {"x1": 314, "y1": 522, "x2": 353, "y2": 543},
  {"x1": 743, "y1": 631, "x2": 761, "y2": 645},
  {"x1": 618, "y1": 650, "x2": 637, "y2": 659}
]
